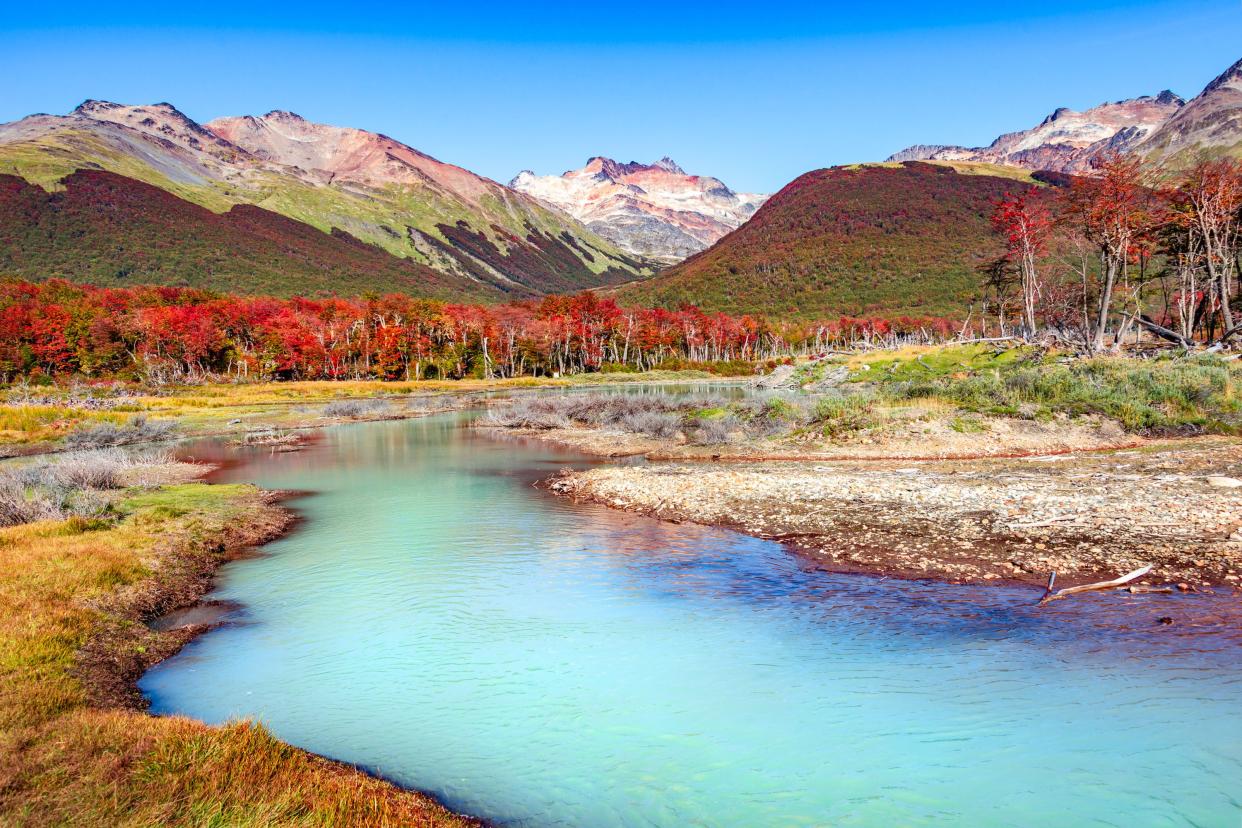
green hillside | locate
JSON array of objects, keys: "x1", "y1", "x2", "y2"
[{"x1": 0, "y1": 171, "x2": 505, "y2": 301}]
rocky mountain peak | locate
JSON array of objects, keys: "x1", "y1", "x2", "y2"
[
  {"x1": 1203, "y1": 57, "x2": 1242, "y2": 94},
  {"x1": 262, "y1": 110, "x2": 309, "y2": 123},
  {"x1": 511, "y1": 156, "x2": 766, "y2": 264},
  {"x1": 653, "y1": 156, "x2": 685, "y2": 174}
]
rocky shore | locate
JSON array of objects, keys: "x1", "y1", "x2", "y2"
[{"x1": 547, "y1": 437, "x2": 1242, "y2": 591}]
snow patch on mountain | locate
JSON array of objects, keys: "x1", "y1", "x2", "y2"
[{"x1": 511, "y1": 157, "x2": 766, "y2": 264}]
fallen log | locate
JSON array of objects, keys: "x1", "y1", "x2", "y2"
[
  {"x1": 1128, "y1": 314, "x2": 1193, "y2": 348},
  {"x1": 1037, "y1": 564, "x2": 1153, "y2": 606}
]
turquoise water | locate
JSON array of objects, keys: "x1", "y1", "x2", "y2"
[{"x1": 143, "y1": 412, "x2": 1242, "y2": 827}]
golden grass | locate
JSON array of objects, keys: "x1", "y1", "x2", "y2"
[
  {"x1": 0, "y1": 405, "x2": 126, "y2": 445},
  {"x1": 0, "y1": 482, "x2": 474, "y2": 827},
  {"x1": 1, "y1": 370, "x2": 718, "y2": 449}
]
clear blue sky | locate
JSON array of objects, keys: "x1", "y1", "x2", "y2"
[{"x1": 2, "y1": 0, "x2": 1239, "y2": 193}]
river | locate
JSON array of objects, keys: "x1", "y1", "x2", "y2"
[{"x1": 140, "y1": 404, "x2": 1242, "y2": 826}]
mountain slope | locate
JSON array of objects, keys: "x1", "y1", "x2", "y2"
[
  {"x1": 510, "y1": 157, "x2": 765, "y2": 264},
  {"x1": 1140, "y1": 58, "x2": 1242, "y2": 167},
  {"x1": 0, "y1": 170, "x2": 503, "y2": 301},
  {"x1": 889, "y1": 92, "x2": 1184, "y2": 173},
  {"x1": 0, "y1": 102, "x2": 649, "y2": 296},
  {"x1": 616, "y1": 162, "x2": 1037, "y2": 318}
]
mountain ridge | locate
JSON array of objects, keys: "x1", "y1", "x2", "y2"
[
  {"x1": 510, "y1": 156, "x2": 766, "y2": 265},
  {"x1": 889, "y1": 57, "x2": 1242, "y2": 173},
  {"x1": 0, "y1": 101, "x2": 650, "y2": 297}
]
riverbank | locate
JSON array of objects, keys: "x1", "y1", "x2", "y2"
[
  {"x1": 0, "y1": 457, "x2": 477, "y2": 826},
  {"x1": 0, "y1": 369, "x2": 723, "y2": 458},
  {"x1": 546, "y1": 437, "x2": 1242, "y2": 590}
]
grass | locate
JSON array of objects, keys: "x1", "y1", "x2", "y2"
[
  {"x1": 0, "y1": 370, "x2": 719, "y2": 451},
  {"x1": 485, "y1": 347, "x2": 1242, "y2": 444},
  {"x1": 873, "y1": 352, "x2": 1241, "y2": 433},
  {"x1": 0, "y1": 478, "x2": 474, "y2": 826},
  {"x1": 0, "y1": 405, "x2": 129, "y2": 446}
]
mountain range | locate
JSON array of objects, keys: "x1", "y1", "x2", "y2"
[
  {"x1": 510, "y1": 158, "x2": 765, "y2": 265},
  {"x1": 0, "y1": 56, "x2": 1238, "y2": 317},
  {"x1": 889, "y1": 57, "x2": 1242, "y2": 173},
  {"x1": 0, "y1": 101, "x2": 650, "y2": 298}
]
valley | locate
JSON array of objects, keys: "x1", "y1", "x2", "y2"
[{"x1": 1, "y1": 18, "x2": 1240, "y2": 828}]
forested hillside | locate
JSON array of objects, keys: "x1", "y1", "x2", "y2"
[{"x1": 618, "y1": 163, "x2": 1038, "y2": 318}]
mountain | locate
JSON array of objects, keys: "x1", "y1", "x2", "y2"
[
  {"x1": 615, "y1": 162, "x2": 1039, "y2": 318},
  {"x1": 0, "y1": 101, "x2": 650, "y2": 297},
  {"x1": 888, "y1": 57, "x2": 1242, "y2": 174},
  {"x1": 1140, "y1": 58, "x2": 1242, "y2": 167},
  {"x1": 0, "y1": 170, "x2": 504, "y2": 300},
  {"x1": 510, "y1": 157, "x2": 766, "y2": 265},
  {"x1": 888, "y1": 92, "x2": 1185, "y2": 173}
]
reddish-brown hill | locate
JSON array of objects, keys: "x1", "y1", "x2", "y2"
[{"x1": 617, "y1": 163, "x2": 1040, "y2": 318}]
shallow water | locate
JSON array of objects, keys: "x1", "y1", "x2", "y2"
[{"x1": 143, "y1": 411, "x2": 1242, "y2": 827}]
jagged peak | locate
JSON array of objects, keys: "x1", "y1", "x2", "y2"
[
  {"x1": 653, "y1": 156, "x2": 684, "y2": 174},
  {"x1": 1203, "y1": 57, "x2": 1242, "y2": 94},
  {"x1": 262, "y1": 110, "x2": 308, "y2": 122},
  {"x1": 1154, "y1": 89, "x2": 1185, "y2": 106},
  {"x1": 1040, "y1": 107, "x2": 1074, "y2": 126},
  {"x1": 73, "y1": 99, "x2": 121, "y2": 115}
]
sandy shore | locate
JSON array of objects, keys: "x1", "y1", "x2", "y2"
[{"x1": 546, "y1": 437, "x2": 1242, "y2": 590}]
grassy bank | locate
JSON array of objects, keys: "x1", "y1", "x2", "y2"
[
  {"x1": 840, "y1": 345, "x2": 1242, "y2": 434},
  {"x1": 0, "y1": 469, "x2": 474, "y2": 826},
  {"x1": 481, "y1": 346, "x2": 1241, "y2": 459},
  {"x1": 0, "y1": 369, "x2": 721, "y2": 454}
]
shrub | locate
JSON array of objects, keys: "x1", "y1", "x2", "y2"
[
  {"x1": 692, "y1": 415, "x2": 741, "y2": 445},
  {"x1": 619, "y1": 411, "x2": 682, "y2": 438},
  {"x1": 65, "y1": 415, "x2": 177, "y2": 449},
  {"x1": 0, "y1": 450, "x2": 155, "y2": 527},
  {"x1": 323, "y1": 399, "x2": 392, "y2": 418},
  {"x1": 481, "y1": 398, "x2": 572, "y2": 429},
  {"x1": 812, "y1": 393, "x2": 878, "y2": 437},
  {"x1": 0, "y1": 478, "x2": 61, "y2": 526}
]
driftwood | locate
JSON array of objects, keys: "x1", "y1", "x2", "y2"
[{"x1": 1037, "y1": 564, "x2": 1153, "y2": 605}]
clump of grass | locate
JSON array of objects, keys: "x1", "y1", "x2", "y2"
[
  {"x1": 811, "y1": 393, "x2": 879, "y2": 437},
  {"x1": 484, "y1": 393, "x2": 706, "y2": 433},
  {"x1": 322, "y1": 398, "x2": 393, "y2": 418},
  {"x1": 692, "y1": 414, "x2": 742, "y2": 445},
  {"x1": 0, "y1": 450, "x2": 168, "y2": 527},
  {"x1": 948, "y1": 415, "x2": 990, "y2": 434},
  {"x1": 64, "y1": 414, "x2": 177, "y2": 449},
  {"x1": 619, "y1": 411, "x2": 682, "y2": 439}
]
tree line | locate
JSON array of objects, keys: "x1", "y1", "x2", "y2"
[
  {"x1": 0, "y1": 281, "x2": 958, "y2": 383},
  {"x1": 987, "y1": 155, "x2": 1242, "y2": 351}
]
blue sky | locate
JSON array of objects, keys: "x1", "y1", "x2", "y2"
[{"x1": 2, "y1": 0, "x2": 1239, "y2": 193}]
